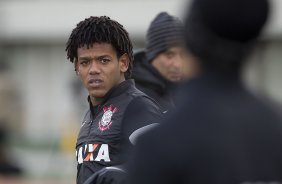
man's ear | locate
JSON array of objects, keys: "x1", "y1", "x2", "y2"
[
  {"x1": 74, "y1": 60, "x2": 80, "y2": 75},
  {"x1": 119, "y1": 53, "x2": 129, "y2": 73}
]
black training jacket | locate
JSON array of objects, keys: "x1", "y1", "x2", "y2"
[{"x1": 75, "y1": 79, "x2": 162, "y2": 184}]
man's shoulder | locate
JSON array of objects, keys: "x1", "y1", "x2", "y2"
[
  {"x1": 126, "y1": 85, "x2": 160, "y2": 107},
  {"x1": 125, "y1": 81, "x2": 148, "y2": 98}
]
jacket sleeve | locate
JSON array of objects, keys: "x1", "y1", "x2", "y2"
[
  {"x1": 82, "y1": 166, "x2": 127, "y2": 184},
  {"x1": 121, "y1": 96, "x2": 163, "y2": 145}
]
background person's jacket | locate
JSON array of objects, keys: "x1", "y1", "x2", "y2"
[
  {"x1": 132, "y1": 50, "x2": 178, "y2": 113},
  {"x1": 76, "y1": 79, "x2": 162, "y2": 184}
]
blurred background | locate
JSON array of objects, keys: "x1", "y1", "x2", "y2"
[{"x1": 0, "y1": 0, "x2": 281, "y2": 183}]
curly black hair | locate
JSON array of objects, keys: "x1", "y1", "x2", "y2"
[{"x1": 65, "y1": 16, "x2": 133, "y2": 79}]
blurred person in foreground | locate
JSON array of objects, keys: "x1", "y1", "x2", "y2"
[
  {"x1": 65, "y1": 16, "x2": 162, "y2": 184},
  {"x1": 132, "y1": 12, "x2": 194, "y2": 113},
  {"x1": 128, "y1": 0, "x2": 282, "y2": 183}
]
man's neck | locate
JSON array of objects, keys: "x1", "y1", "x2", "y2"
[{"x1": 90, "y1": 96, "x2": 103, "y2": 107}]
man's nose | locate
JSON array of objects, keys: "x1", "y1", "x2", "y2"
[
  {"x1": 89, "y1": 61, "x2": 101, "y2": 74},
  {"x1": 171, "y1": 56, "x2": 182, "y2": 68}
]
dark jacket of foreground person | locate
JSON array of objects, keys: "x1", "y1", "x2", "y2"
[{"x1": 128, "y1": 0, "x2": 282, "y2": 183}]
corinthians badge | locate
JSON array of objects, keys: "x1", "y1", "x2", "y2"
[{"x1": 98, "y1": 105, "x2": 118, "y2": 132}]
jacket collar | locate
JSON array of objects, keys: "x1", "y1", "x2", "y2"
[{"x1": 133, "y1": 50, "x2": 173, "y2": 93}]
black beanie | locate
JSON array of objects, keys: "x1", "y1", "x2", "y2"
[
  {"x1": 145, "y1": 12, "x2": 184, "y2": 63},
  {"x1": 184, "y1": 0, "x2": 269, "y2": 73}
]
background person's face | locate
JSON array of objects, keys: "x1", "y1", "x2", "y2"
[
  {"x1": 151, "y1": 46, "x2": 186, "y2": 82},
  {"x1": 76, "y1": 43, "x2": 128, "y2": 104}
]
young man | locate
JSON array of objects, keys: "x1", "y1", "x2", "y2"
[
  {"x1": 132, "y1": 12, "x2": 191, "y2": 112},
  {"x1": 129, "y1": 0, "x2": 282, "y2": 183},
  {"x1": 65, "y1": 16, "x2": 162, "y2": 184}
]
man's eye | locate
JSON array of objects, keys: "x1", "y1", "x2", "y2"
[
  {"x1": 166, "y1": 52, "x2": 175, "y2": 59},
  {"x1": 80, "y1": 61, "x2": 89, "y2": 65},
  {"x1": 100, "y1": 58, "x2": 110, "y2": 64}
]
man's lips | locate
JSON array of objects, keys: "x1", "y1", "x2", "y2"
[
  {"x1": 88, "y1": 79, "x2": 103, "y2": 88},
  {"x1": 169, "y1": 73, "x2": 182, "y2": 79}
]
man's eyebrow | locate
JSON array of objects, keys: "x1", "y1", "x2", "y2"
[
  {"x1": 96, "y1": 55, "x2": 112, "y2": 61},
  {"x1": 78, "y1": 55, "x2": 111, "y2": 61},
  {"x1": 97, "y1": 55, "x2": 110, "y2": 59}
]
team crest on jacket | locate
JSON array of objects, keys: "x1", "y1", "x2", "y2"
[{"x1": 98, "y1": 105, "x2": 118, "y2": 132}]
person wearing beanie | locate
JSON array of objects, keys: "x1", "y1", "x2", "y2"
[
  {"x1": 128, "y1": 0, "x2": 282, "y2": 184},
  {"x1": 132, "y1": 12, "x2": 191, "y2": 113}
]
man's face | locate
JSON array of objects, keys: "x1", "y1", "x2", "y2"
[
  {"x1": 151, "y1": 46, "x2": 187, "y2": 82},
  {"x1": 76, "y1": 43, "x2": 128, "y2": 104}
]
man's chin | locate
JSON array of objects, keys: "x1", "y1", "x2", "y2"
[
  {"x1": 89, "y1": 90, "x2": 107, "y2": 99},
  {"x1": 89, "y1": 93, "x2": 106, "y2": 98},
  {"x1": 169, "y1": 77, "x2": 181, "y2": 82}
]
